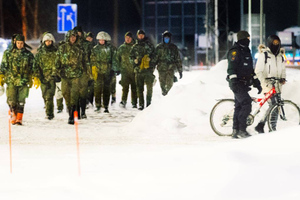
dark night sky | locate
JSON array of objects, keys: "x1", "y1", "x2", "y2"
[{"x1": 1, "y1": 0, "x2": 299, "y2": 45}]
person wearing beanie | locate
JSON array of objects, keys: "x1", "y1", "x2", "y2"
[
  {"x1": 254, "y1": 35, "x2": 286, "y2": 133},
  {"x1": 116, "y1": 31, "x2": 137, "y2": 108},
  {"x1": 226, "y1": 30, "x2": 262, "y2": 138},
  {"x1": 129, "y1": 29, "x2": 155, "y2": 110},
  {"x1": 0, "y1": 34, "x2": 34, "y2": 125},
  {"x1": 33, "y1": 32, "x2": 58, "y2": 120},
  {"x1": 153, "y1": 30, "x2": 183, "y2": 96}
]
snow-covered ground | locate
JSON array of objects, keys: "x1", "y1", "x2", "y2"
[{"x1": 1, "y1": 60, "x2": 300, "y2": 200}]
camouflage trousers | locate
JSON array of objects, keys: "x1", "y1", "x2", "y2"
[
  {"x1": 158, "y1": 70, "x2": 175, "y2": 96},
  {"x1": 94, "y1": 74, "x2": 111, "y2": 108},
  {"x1": 55, "y1": 82, "x2": 64, "y2": 111},
  {"x1": 41, "y1": 80, "x2": 56, "y2": 118},
  {"x1": 135, "y1": 72, "x2": 155, "y2": 107},
  {"x1": 6, "y1": 83, "x2": 29, "y2": 113},
  {"x1": 110, "y1": 75, "x2": 116, "y2": 95},
  {"x1": 61, "y1": 77, "x2": 80, "y2": 110},
  {"x1": 121, "y1": 72, "x2": 137, "y2": 106}
]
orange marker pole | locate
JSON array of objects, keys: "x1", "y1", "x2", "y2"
[
  {"x1": 8, "y1": 110, "x2": 12, "y2": 174},
  {"x1": 74, "y1": 111, "x2": 81, "y2": 176}
]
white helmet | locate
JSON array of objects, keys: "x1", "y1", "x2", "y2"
[
  {"x1": 42, "y1": 33, "x2": 55, "y2": 43},
  {"x1": 0, "y1": 86, "x2": 5, "y2": 97},
  {"x1": 96, "y1": 31, "x2": 106, "y2": 40},
  {"x1": 104, "y1": 32, "x2": 111, "y2": 41}
]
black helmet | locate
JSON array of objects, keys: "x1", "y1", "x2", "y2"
[
  {"x1": 162, "y1": 31, "x2": 172, "y2": 38},
  {"x1": 267, "y1": 35, "x2": 281, "y2": 56},
  {"x1": 137, "y1": 29, "x2": 145, "y2": 36}
]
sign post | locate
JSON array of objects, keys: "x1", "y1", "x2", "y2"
[{"x1": 57, "y1": 4, "x2": 77, "y2": 33}]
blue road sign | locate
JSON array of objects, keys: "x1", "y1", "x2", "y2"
[{"x1": 57, "y1": 4, "x2": 77, "y2": 33}]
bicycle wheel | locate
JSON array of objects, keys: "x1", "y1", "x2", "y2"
[
  {"x1": 267, "y1": 100, "x2": 300, "y2": 132},
  {"x1": 210, "y1": 99, "x2": 235, "y2": 136}
]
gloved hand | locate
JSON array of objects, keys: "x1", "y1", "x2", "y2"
[
  {"x1": 253, "y1": 78, "x2": 262, "y2": 94},
  {"x1": 179, "y1": 71, "x2": 183, "y2": 79},
  {"x1": 230, "y1": 78, "x2": 239, "y2": 93},
  {"x1": 256, "y1": 85, "x2": 262, "y2": 94},
  {"x1": 280, "y1": 78, "x2": 286, "y2": 84},
  {"x1": 92, "y1": 66, "x2": 98, "y2": 81},
  {"x1": 33, "y1": 77, "x2": 41, "y2": 89},
  {"x1": 53, "y1": 76, "x2": 61, "y2": 83},
  {"x1": 0, "y1": 74, "x2": 5, "y2": 86}
]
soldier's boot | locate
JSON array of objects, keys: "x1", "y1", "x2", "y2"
[
  {"x1": 146, "y1": 100, "x2": 151, "y2": 107},
  {"x1": 119, "y1": 101, "x2": 126, "y2": 108},
  {"x1": 77, "y1": 101, "x2": 81, "y2": 120},
  {"x1": 16, "y1": 113, "x2": 23, "y2": 125},
  {"x1": 138, "y1": 105, "x2": 144, "y2": 111},
  {"x1": 231, "y1": 129, "x2": 239, "y2": 139},
  {"x1": 111, "y1": 96, "x2": 116, "y2": 105},
  {"x1": 94, "y1": 106, "x2": 101, "y2": 112},
  {"x1": 104, "y1": 107, "x2": 109, "y2": 113},
  {"x1": 80, "y1": 99, "x2": 87, "y2": 119},
  {"x1": 68, "y1": 107, "x2": 74, "y2": 125},
  {"x1": 11, "y1": 111, "x2": 17, "y2": 125}
]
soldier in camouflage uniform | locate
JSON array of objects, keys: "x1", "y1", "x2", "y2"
[
  {"x1": 33, "y1": 33, "x2": 58, "y2": 120},
  {"x1": 85, "y1": 32, "x2": 96, "y2": 107},
  {"x1": 116, "y1": 31, "x2": 137, "y2": 108},
  {"x1": 90, "y1": 31, "x2": 117, "y2": 113},
  {"x1": 129, "y1": 30, "x2": 155, "y2": 110},
  {"x1": 73, "y1": 26, "x2": 93, "y2": 119},
  {"x1": 55, "y1": 30, "x2": 84, "y2": 124},
  {"x1": 154, "y1": 31, "x2": 183, "y2": 96},
  {"x1": 0, "y1": 34, "x2": 34, "y2": 125}
]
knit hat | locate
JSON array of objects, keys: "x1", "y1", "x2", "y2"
[
  {"x1": 86, "y1": 32, "x2": 94, "y2": 38},
  {"x1": 237, "y1": 30, "x2": 250, "y2": 41},
  {"x1": 137, "y1": 29, "x2": 145, "y2": 36},
  {"x1": 125, "y1": 31, "x2": 133, "y2": 38}
]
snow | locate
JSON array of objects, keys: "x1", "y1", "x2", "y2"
[{"x1": 1, "y1": 60, "x2": 300, "y2": 200}]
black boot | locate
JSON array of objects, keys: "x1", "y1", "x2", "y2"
[
  {"x1": 68, "y1": 107, "x2": 74, "y2": 125},
  {"x1": 104, "y1": 107, "x2": 109, "y2": 113},
  {"x1": 231, "y1": 129, "x2": 239, "y2": 139},
  {"x1": 80, "y1": 99, "x2": 87, "y2": 119},
  {"x1": 255, "y1": 122, "x2": 265, "y2": 133}
]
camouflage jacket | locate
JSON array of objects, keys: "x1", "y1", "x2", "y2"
[
  {"x1": 154, "y1": 43, "x2": 182, "y2": 72},
  {"x1": 116, "y1": 41, "x2": 135, "y2": 75},
  {"x1": 90, "y1": 43, "x2": 117, "y2": 75},
  {"x1": 129, "y1": 38, "x2": 155, "y2": 73},
  {"x1": 33, "y1": 44, "x2": 57, "y2": 83},
  {"x1": 0, "y1": 47, "x2": 34, "y2": 86},
  {"x1": 55, "y1": 42, "x2": 84, "y2": 79}
]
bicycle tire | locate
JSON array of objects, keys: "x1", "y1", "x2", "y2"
[
  {"x1": 210, "y1": 99, "x2": 235, "y2": 136},
  {"x1": 267, "y1": 100, "x2": 300, "y2": 132}
]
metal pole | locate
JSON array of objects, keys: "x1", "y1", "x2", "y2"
[
  {"x1": 205, "y1": 0, "x2": 209, "y2": 65},
  {"x1": 0, "y1": 0, "x2": 4, "y2": 37},
  {"x1": 182, "y1": 0, "x2": 185, "y2": 47},
  {"x1": 65, "y1": 0, "x2": 71, "y2": 3},
  {"x1": 155, "y1": 0, "x2": 158, "y2": 44},
  {"x1": 142, "y1": 0, "x2": 145, "y2": 30},
  {"x1": 248, "y1": 0, "x2": 252, "y2": 50},
  {"x1": 260, "y1": 0, "x2": 263, "y2": 44},
  {"x1": 240, "y1": 0, "x2": 244, "y2": 29},
  {"x1": 215, "y1": 0, "x2": 219, "y2": 64},
  {"x1": 195, "y1": 0, "x2": 198, "y2": 66}
]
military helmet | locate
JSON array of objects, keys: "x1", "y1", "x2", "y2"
[
  {"x1": 125, "y1": 31, "x2": 133, "y2": 38},
  {"x1": 162, "y1": 31, "x2": 172, "y2": 38},
  {"x1": 15, "y1": 34, "x2": 25, "y2": 42},
  {"x1": 0, "y1": 86, "x2": 5, "y2": 97},
  {"x1": 137, "y1": 29, "x2": 145, "y2": 36},
  {"x1": 42, "y1": 33, "x2": 55, "y2": 43},
  {"x1": 104, "y1": 32, "x2": 111, "y2": 41},
  {"x1": 73, "y1": 26, "x2": 83, "y2": 33},
  {"x1": 86, "y1": 32, "x2": 94, "y2": 38},
  {"x1": 96, "y1": 31, "x2": 106, "y2": 40}
]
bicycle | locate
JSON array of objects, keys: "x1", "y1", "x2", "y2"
[{"x1": 210, "y1": 77, "x2": 300, "y2": 136}]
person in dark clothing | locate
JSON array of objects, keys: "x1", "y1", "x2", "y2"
[{"x1": 227, "y1": 30, "x2": 262, "y2": 138}]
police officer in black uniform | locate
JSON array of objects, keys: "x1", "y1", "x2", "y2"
[{"x1": 227, "y1": 30, "x2": 262, "y2": 138}]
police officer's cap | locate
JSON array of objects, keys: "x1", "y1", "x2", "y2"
[{"x1": 237, "y1": 30, "x2": 250, "y2": 41}]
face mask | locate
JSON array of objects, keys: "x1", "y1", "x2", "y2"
[
  {"x1": 270, "y1": 39, "x2": 280, "y2": 56},
  {"x1": 164, "y1": 37, "x2": 170, "y2": 44},
  {"x1": 238, "y1": 38, "x2": 250, "y2": 47}
]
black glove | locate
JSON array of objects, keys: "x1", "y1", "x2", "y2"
[
  {"x1": 179, "y1": 71, "x2": 183, "y2": 79},
  {"x1": 173, "y1": 75, "x2": 178, "y2": 83},
  {"x1": 253, "y1": 78, "x2": 262, "y2": 94}
]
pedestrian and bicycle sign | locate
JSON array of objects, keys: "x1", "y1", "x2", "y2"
[{"x1": 57, "y1": 4, "x2": 77, "y2": 33}]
